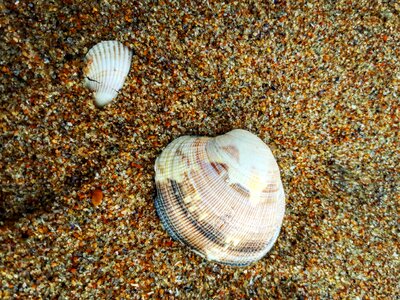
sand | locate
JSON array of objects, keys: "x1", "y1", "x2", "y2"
[{"x1": 1, "y1": 0, "x2": 399, "y2": 298}]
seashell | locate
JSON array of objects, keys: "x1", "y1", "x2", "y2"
[
  {"x1": 154, "y1": 129, "x2": 285, "y2": 266},
  {"x1": 83, "y1": 40, "x2": 132, "y2": 107}
]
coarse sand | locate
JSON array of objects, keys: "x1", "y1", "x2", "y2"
[{"x1": 0, "y1": 1, "x2": 399, "y2": 298}]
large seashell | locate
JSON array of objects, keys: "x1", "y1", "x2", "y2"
[
  {"x1": 83, "y1": 41, "x2": 132, "y2": 107},
  {"x1": 154, "y1": 129, "x2": 285, "y2": 266}
]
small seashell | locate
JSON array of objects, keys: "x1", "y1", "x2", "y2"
[
  {"x1": 154, "y1": 129, "x2": 285, "y2": 266},
  {"x1": 83, "y1": 41, "x2": 132, "y2": 107}
]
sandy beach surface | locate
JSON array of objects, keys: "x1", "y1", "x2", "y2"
[{"x1": 1, "y1": 0, "x2": 399, "y2": 298}]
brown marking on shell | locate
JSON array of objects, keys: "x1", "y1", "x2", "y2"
[
  {"x1": 221, "y1": 145, "x2": 240, "y2": 162},
  {"x1": 229, "y1": 182, "x2": 250, "y2": 199},
  {"x1": 210, "y1": 162, "x2": 229, "y2": 176},
  {"x1": 262, "y1": 183, "x2": 280, "y2": 194},
  {"x1": 176, "y1": 148, "x2": 190, "y2": 166},
  {"x1": 158, "y1": 179, "x2": 227, "y2": 250},
  {"x1": 227, "y1": 238, "x2": 274, "y2": 255}
]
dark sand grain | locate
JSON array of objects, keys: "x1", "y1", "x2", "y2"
[{"x1": 0, "y1": 0, "x2": 399, "y2": 298}]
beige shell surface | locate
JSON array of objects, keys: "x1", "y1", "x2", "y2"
[
  {"x1": 154, "y1": 129, "x2": 285, "y2": 266},
  {"x1": 83, "y1": 40, "x2": 132, "y2": 107}
]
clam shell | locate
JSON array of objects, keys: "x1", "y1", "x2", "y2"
[
  {"x1": 154, "y1": 129, "x2": 285, "y2": 266},
  {"x1": 83, "y1": 41, "x2": 132, "y2": 107}
]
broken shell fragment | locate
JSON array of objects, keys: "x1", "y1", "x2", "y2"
[
  {"x1": 83, "y1": 40, "x2": 132, "y2": 107},
  {"x1": 154, "y1": 129, "x2": 285, "y2": 266}
]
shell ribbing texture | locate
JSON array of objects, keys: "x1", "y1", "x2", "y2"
[
  {"x1": 155, "y1": 129, "x2": 285, "y2": 266},
  {"x1": 83, "y1": 41, "x2": 132, "y2": 107}
]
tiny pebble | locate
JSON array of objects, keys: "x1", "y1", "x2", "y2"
[{"x1": 91, "y1": 189, "x2": 103, "y2": 207}]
